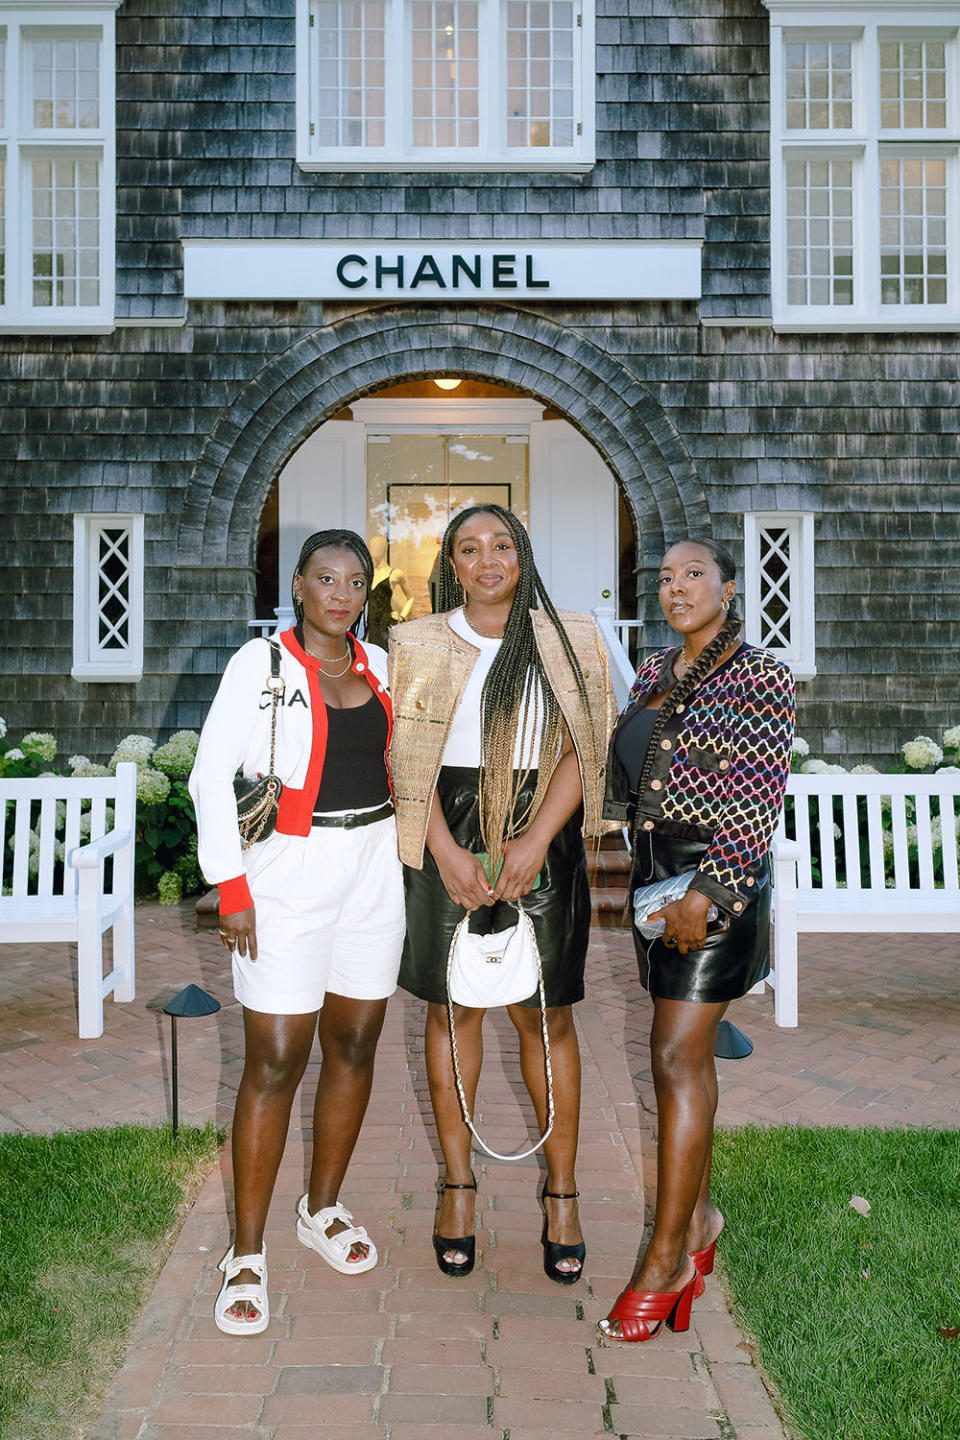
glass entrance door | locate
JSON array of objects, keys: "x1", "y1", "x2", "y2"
[{"x1": 367, "y1": 432, "x2": 529, "y2": 618}]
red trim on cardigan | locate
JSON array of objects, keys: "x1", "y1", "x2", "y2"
[
  {"x1": 218, "y1": 874, "x2": 254, "y2": 914},
  {"x1": 273, "y1": 629, "x2": 394, "y2": 835}
]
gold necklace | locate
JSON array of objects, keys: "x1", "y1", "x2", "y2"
[
  {"x1": 675, "y1": 647, "x2": 698, "y2": 673},
  {"x1": 304, "y1": 643, "x2": 352, "y2": 678},
  {"x1": 462, "y1": 607, "x2": 505, "y2": 640}
]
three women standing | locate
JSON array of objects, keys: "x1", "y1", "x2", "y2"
[
  {"x1": 190, "y1": 530, "x2": 405, "y2": 1334},
  {"x1": 388, "y1": 506, "x2": 616, "y2": 1282},
  {"x1": 600, "y1": 540, "x2": 795, "y2": 1341}
]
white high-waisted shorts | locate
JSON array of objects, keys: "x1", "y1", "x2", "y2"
[{"x1": 232, "y1": 810, "x2": 405, "y2": 1015}]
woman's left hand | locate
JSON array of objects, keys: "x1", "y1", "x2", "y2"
[
  {"x1": 493, "y1": 833, "x2": 549, "y2": 903},
  {"x1": 648, "y1": 889, "x2": 714, "y2": 954}
]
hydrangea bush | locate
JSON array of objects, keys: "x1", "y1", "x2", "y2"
[{"x1": 0, "y1": 721, "x2": 201, "y2": 903}]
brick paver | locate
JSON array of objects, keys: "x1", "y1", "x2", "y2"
[{"x1": 2, "y1": 903, "x2": 957, "y2": 1439}]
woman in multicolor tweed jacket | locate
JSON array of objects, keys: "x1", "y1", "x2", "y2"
[{"x1": 598, "y1": 539, "x2": 795, "y2": 1343}]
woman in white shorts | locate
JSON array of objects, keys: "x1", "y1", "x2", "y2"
[{"x1": 189, "y1": 529, "x2": 405, "y2": 1336}]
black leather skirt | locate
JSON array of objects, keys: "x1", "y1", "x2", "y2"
[
  {"x1": 632, "y1": 832, "x2": 771, "y2": 1003},
  {"x1": 399, "y1": 766, "x2": 590, "y2": 1008}
]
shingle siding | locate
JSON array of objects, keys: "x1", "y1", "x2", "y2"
[{"x1": 2, "y1": 0, "x2": 956, "y2": 766}]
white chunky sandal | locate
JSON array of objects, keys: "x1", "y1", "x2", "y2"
[
  {"x1": 296, "y1": 1196, "x2": 378, "y2": 1275},
  {"x1": 214, "y1": 1244, "x2": 269, "y2": 1335}
]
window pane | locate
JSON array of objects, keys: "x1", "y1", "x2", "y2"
[
  {"x1": 313, "y1": 0, "x2": 386, "y2": 147},
  {"x1": 783, "y1": 37, "x2": 854, "y2": 130},
  {"x1": 878, "y1": 35, "x2": 948, "y2": 129},
  {"x1": 31, "y1": 155, "x2": 100, "y2": 308},
  {"x1": 758, "y1": 527, "x2": 793, "y2": 649},
  {"x1": 0, "y1": 152, "x2": 4, "y2": 306},
  {"x1": 96, "y1": 528, "x2": 131, "y2": 652},
  {"x1": 409, "y1": 0, "x2": 480, "y2": 147},
  {"x1": 784, "y1": 157, "x2": 855, "y2": 306},
  {"x1": 30, "y1": 33, "x2": 100, "y2": 130},
  {"x1": 879, "y1": 155, "x2": 949, "y2": 305},
  {"x1": 505, "y1": 0, "x2": 576, "y2": 148}
]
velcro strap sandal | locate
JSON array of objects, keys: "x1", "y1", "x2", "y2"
[
  {"x1": 296, "y1": 1197, "x2": 378, "y2": 1274},
  {"x1": 214, "y1": 1245, "x2": 269, "y2": 1335}
]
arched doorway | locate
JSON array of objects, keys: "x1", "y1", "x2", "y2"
[
  {"x1": 254, "y1": 376, "x2": 637, "y2": 641},
  {"x1": 178, "y1": 304, "x2": 710, "y2": 649}
]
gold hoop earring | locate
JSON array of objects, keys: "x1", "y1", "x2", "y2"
[{"x1": 721, "y1": 598, "x2": 731, "y2": 611}]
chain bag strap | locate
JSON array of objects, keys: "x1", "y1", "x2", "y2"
[
  {"x1": 233, "y1": 639, "x2": 285, "y2": 850},
  {"x1": 445, "y1": 900, "x2": 555, "y2": 1162}
]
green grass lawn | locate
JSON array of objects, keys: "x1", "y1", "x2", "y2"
[
  {"x1": 712, "y1": 1125, "x2": 960, "y2": 1440},
  {"x1": 0, "y1": 1123, "x2": 222, "y2": 1440}
]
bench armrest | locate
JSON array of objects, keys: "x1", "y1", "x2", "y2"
[
  {"x1": 68, "y1": 828, "x2": 134, "y2": 869},
  {"x1": 772, "y1": 838, "x2": 802, "y2": 864}
]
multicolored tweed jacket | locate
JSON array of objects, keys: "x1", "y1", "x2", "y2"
[
  {"x1": 603, "y1": 644, "x2": 796, "y2": 915},
  {"x1": 389, "y1": 608, "x2": 617, "y2": 868}
]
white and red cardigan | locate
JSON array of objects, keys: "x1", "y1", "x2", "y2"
[{"x1": 188, "y1": 629, "x2": 392, "y2": 915}]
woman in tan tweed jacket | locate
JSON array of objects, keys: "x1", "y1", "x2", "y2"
[{"x1": 388, "y1": 505, "x2": 615, "y2": 1285}]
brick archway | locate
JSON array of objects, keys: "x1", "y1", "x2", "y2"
[{"x1": 178, "y1": 305, "x2": 710, "y2": 605}]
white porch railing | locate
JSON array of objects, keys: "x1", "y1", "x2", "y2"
[
  {"x1": 249, "y1": 606, "x2": 295, "y2": 639},
  {"x1": 592, "y1": 607, "x2": 640, "y2": 711}
]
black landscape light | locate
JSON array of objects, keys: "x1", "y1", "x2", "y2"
[
  {"x1": 162, "y1": 984, "x2": 221, "y2": 1138},
  {"x1": 714, "y1": 1019, "x2": 753, "y2": 1060}
]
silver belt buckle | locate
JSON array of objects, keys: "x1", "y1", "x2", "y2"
[{"x1": 342, "y1": 811, "x2": 358, "y2": 828}]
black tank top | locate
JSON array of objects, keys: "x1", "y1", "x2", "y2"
[{"x1": 313, "y1": 695, "x2": 391, "y2": 812}]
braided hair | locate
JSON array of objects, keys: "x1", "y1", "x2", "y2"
[
  {"x1": 438, "y1": 504, "x2": 592, "y2": 873},
  {"x1": 291, "y1": 529, "x2": 375, "y2": 639},
  {"x1": 632, "y1": 539, "x2": 743, "y2": 832}
]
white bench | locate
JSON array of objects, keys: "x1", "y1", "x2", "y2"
[
  {"x1": 762, "y1": 772, "x2": 960, "y2": 1027},
  {"x1": 0, "y1": 763, "x2": 137, "y2": 1038}
]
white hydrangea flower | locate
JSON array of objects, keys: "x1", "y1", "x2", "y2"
[
  {"x1": 937, "y1": 764, "x2": 960, "y2": 774},
  {"x1": 902, "y1": 736, "x2": 943, "y2": 770},
  {"x1": 881, "y1": 829, "x2": 894, "y2": 862},
  {"x1": 72, "y1": 762, "x2": 112, "y2": 778},
  {"x1": 152, "y1": 730, "x2": 201, "y2": 779},
  {"x1": 792, "y1": 736, "x2": 810, "y2": 760},
  {"x1": 0, "y1": 717, "x2": 6, "y2": 738},
  {"x1": 850, "y1": 764, "x2": 879, "y2": 775},
  {"x1": 136, "y1": 767, "x2": 171, "y2": 806},
  {"x1": 800, "y1": 758, "x2": 831, "y2": 774},
  {"x1": 5, "y1": 748, "x2": 24, "y2": 761},
  {"x1": 822, "y1": 763, "x2": 849, "y2": 775},
  {"x1": 21, "y1": 732, "x2": 57, "y2": 761},
  {"x1": 68, "y1": 755, "x2": 91, "y2": 771},
  {"x1": 110, "y1": 734, "x2": 156, "y2": 768},
  {"x1": 943, "y1": 725, "x2": 960, "y2": 752}
]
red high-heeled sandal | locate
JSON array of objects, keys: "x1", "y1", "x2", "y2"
[
  {"x1": 690, "y1": 1214, "x2": 724, "y2": 1297},
  {"x1": 600, "y1": 1266, "x2": 699, "y2": 1343}
]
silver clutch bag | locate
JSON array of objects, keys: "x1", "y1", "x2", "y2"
[{"x1": 633, "y1": 870, "x2": 720, "y2": 939}]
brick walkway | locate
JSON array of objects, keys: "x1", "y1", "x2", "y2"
[{"x1": 1, "y1": 905, "x2": 957, "y2": 1440}]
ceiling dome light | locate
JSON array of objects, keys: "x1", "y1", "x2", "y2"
[{"x1": 433, "y1": 377, "x2": 462, "y2": 391}]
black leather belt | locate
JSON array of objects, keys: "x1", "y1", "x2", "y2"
[{"x1": 311, "y1": 801, "x2": 394, "y2": 829}]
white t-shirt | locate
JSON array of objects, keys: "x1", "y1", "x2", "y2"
[{"x1": 442, "y1": 608, "x2": 545, "y2": 769}]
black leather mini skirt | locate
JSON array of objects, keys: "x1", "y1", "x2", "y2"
[
  {"x1": 632, "y1": 831, "x2": 771, "y2": 1004},
  {"x1": 399, "y1": 766, "x2": 590, "y2": 1008}
]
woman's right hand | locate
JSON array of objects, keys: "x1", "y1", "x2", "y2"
[
  {"x1": 219, "y1": 907, "x2": 258, "y2": 961},
  {"x1": 433, "y1": 845, "x2": 496, "y2": 911}
]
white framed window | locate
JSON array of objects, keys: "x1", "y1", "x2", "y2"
[
  {"x1": 0, "y1": 2, "x2": 120, "y2": 333},
  {"x1": 296, "y1": 0, "x2": 595, "y2": 171},
  {"x1": 72, "y1": 514, "x2": 144, "y2": 682},
  {"x1": 743, "y1": 512, "x2": 816, "y2": 680},
  {"x1": 764, "y1": 2, "x2": 960, "y2": 330}
]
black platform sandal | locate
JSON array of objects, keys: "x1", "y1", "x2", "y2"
[
  {"x1": 541, "y1": 1189, "x2": 585, "y2": 1286},
  {"x1": 432, "y1": 1177, "x2": 478, "y2": 1277}
]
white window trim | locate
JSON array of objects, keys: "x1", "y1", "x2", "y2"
[
  {"x1": 72, "y1": 513, "x2": 144, "y2": 683},
  {"x1": 764, "y1": 1, "x2": 960, "y2": 331},
  {"x1": 295, "y1": 0, "x2": 596, "y2": 173},
  {"x1": 0, "y1": 0, "x2": 120, "y2": 334},
  {"x1": 743, "y1": 511, "x2": 816, "y2": 681}
]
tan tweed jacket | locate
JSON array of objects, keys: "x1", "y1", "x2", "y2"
[{"x1": 388, "y1": 609, "x2": 617, "y2": 868}]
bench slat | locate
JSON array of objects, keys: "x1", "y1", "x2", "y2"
[
  {"x1": 64, "y1": 797, "x2": 81, "y2": 896},
  {"x1": 12, "y1": 798, "x2": 33, "y2": 896},
  {"x1": 794, "y1": 793, "x2": 812, "y2": 889},
  {"x1": 865, "y1": 792, "x2": 885, "y2": 889},
  {"x1": 915, "y1": 793, "x2": 935, "y2": 890},
  {"x1": 940, "y1": 795, "x2": 959, "y2": 892},
  {"x1": 818, "y1": 791, "x2": 837, "y2": 889},
  {"x1": 37, "y1": 796, "x2": 58, "y2": 898},
  {"x1": 841, "y1": 791, "x2": 861, "y2": 889}
]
